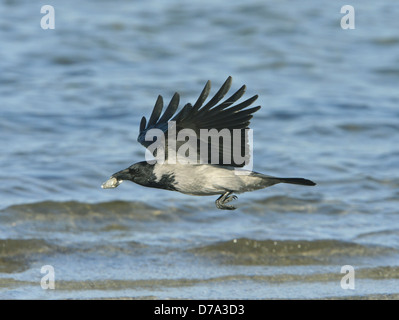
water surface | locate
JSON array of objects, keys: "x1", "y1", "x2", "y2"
[{"x1": 1, "y1": 0, "x2": 399, "y2": 299}]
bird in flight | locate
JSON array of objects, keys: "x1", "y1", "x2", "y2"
[{"x1": 102, "y1": 76, "x2": 315, "y2": 210}]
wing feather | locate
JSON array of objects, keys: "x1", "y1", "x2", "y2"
[
  {"x1": 199, "y1": 76, "x2": 232, "y2": 112},
  {"x1": 158, "y1": 92, "x2": 179, "y2": 124},
  {"x1": 137, "y1": 76, "x2": 261, "y2": 167},
  {"x1": 192, "y1": 80, "x2": 211, "y2": 112},
  {"x1": 147, "y1": 95, "x2": 163, "y2": 127}
]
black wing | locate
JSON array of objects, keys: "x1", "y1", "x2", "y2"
[{"x1": 137, "y1": 76, "x2": 260, "y2": 167}]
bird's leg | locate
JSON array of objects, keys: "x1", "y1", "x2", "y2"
[{"x1": 215, "y1": 192, "x2": 238, "y2": 210}]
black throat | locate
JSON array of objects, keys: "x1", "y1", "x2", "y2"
[{"x1": 129, "y1": 162, "x2": 177, "y2": 192}]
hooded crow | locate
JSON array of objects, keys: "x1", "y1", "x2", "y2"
[{"x1": 102, "y1": 76, "x2": 316, "y2": 210}]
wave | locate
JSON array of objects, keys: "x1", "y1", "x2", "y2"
[
  {"x1": 190, "y1": 238, "x2": 397, "y2": 266},
  {"x1": 0, "y1": 200, "x2": 191, "y2": 220},
  {"x1": 0, "y1": 237, "x2": 147, "y2": 274}
]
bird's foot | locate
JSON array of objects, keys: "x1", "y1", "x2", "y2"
[{"x1": 215, "y1": 192, "x2": 238, "y2": 210}]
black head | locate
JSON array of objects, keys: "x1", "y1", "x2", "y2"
[{"x1": 101, "y1": 161, "x2": 155, "y2": 189}]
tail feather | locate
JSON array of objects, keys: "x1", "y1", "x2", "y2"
[
  {"x1": 276, "y1": 177, "x2": 316, "y2": 186},
  {"x1": 251, "y1": 172, "x2": 316, "y2": 187}
]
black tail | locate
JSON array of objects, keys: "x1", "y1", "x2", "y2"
[{"x1": 277, "y1": 177, "x2": 316, "y2": 186}]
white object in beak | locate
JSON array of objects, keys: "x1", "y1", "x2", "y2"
[{"x1": 101, "y1": 177, "x2": 122, "y2": 189}]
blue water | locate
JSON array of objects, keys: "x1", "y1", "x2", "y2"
[{"x1": 1, "y1": 0, "x2": 399, "y2": 299}]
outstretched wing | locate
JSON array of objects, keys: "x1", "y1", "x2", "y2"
[{"x1": 137, "y1": 76, "x2": 260, "y2": 167}]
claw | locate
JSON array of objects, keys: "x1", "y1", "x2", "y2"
[{"x1": 215, "y1": 192, "x2": 238, "y2": 210}]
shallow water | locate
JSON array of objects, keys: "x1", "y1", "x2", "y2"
[{"x1": 1, "y1": 0, "x2": 399, "y2": 299}]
